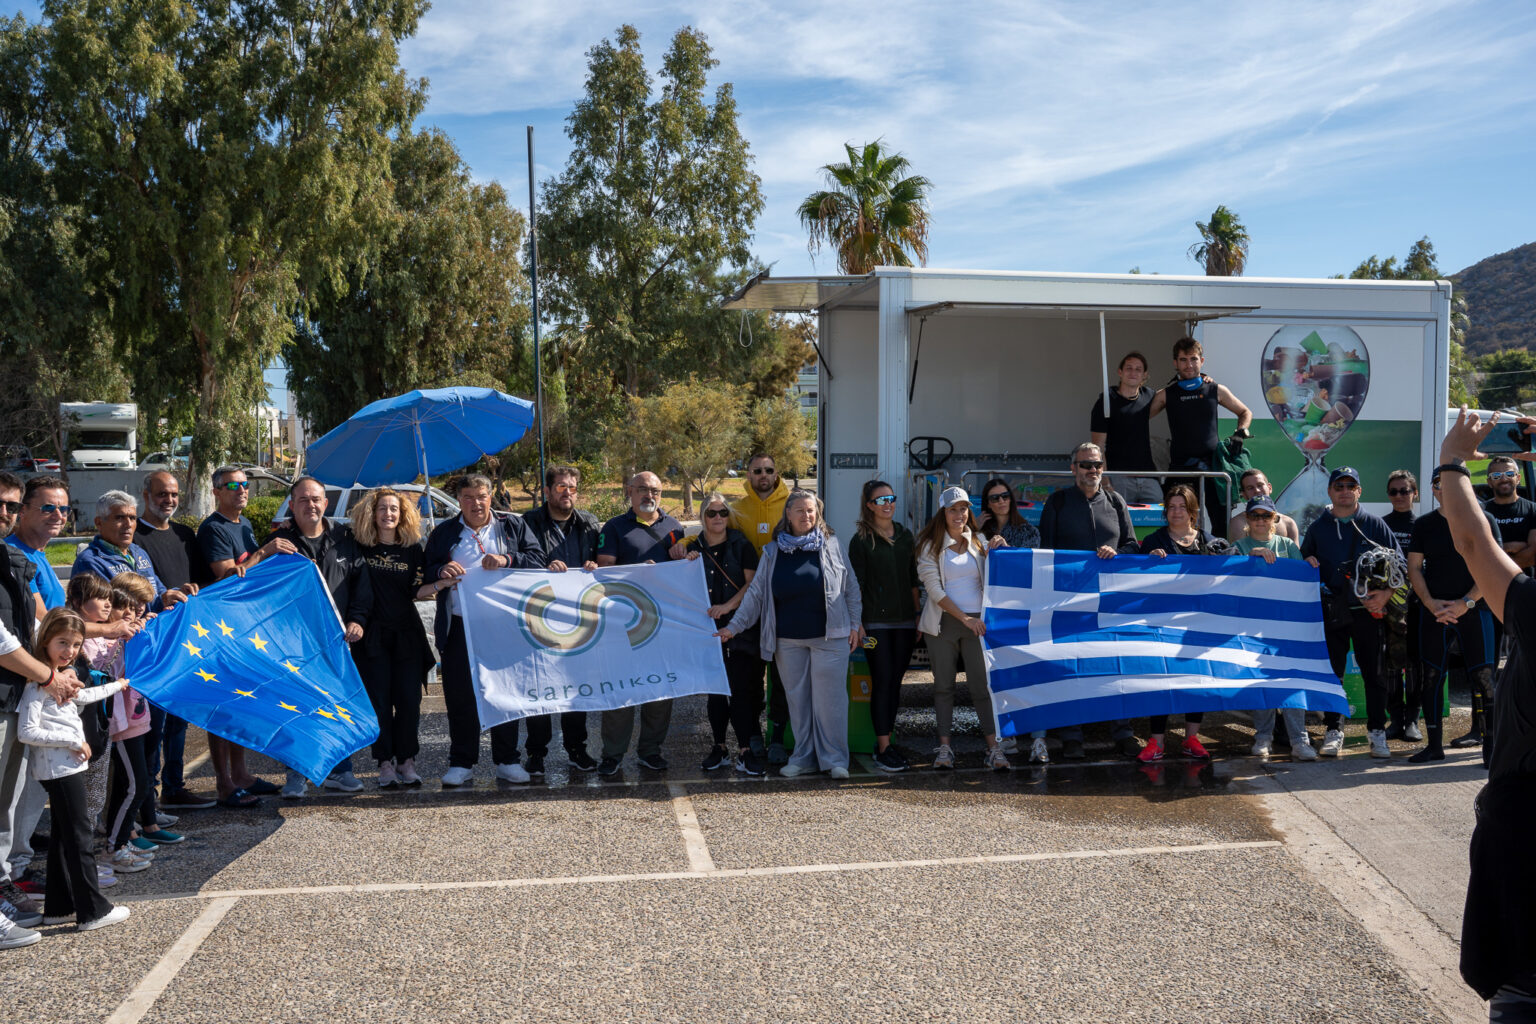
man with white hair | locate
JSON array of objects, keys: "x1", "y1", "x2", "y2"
[{"x1": 72, "y1": 490, "x2": 194, "y2": 611}]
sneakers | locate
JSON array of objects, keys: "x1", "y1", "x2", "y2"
[
  {"x1": 1137, "y1": 737, "x2": 1165, "y2": 762},
  {"x1": 596, "y1": 756, "x2": 621, "y2": 777},
  {"x1": 110, "y1": 848, "x2": 150, "y2": 873},
  {"x1": 567, "y1": 750, "x2": 599, "y2": 773},
  {"x1": 1368, "y1": 729, "x2": 1391, "y2": 758},
  {"x1": 932, "y1": 743, "x2": 955, "y2": 770},
  {"x1": 1404, "y1": 721, "x2": 1424, "y2": 742},
  {"x1": 280, "y1": 776, "x2": 308, "y2": 800},
  {"x1": 737, "y1": 749, "x2": 767, "y2": 776},
  {"x1": 1, "y1": 896, "x2": 41, "y2": 928},
  {"x1": 397, "y1": 758, "x2": 422, "y2": 787},
  {"x1": 779, "y1": 763, "x2": 815, "y2": 777},
  {"x1": 701, "y1": 745, "x2": 729, "y2": 772},
  {"x1": 159, "y1": 788, "x2": 217, "y2": 810},
  {"x1": 1251, "y1": 739, "x2": 1272, "y2": 758},
  {"x1": 524, "y1": 756, "x2": 545, "y2": 778},
  {"x1": 1029, "y1": 737, "x2": 1050, "y2": 764},
  {"x1": 1319, "y1": 729, "x2": 1345, "y2": 757},
  {"x1": 1292, "y1": 739, "x2": 1319, "y2": 761},
  {"x1": 155, "y1": 812, "x2": 179, "y2": 827},
  {"x1": 378, "y1": 761, "x2": 399, "y2": 789},
  {"x1": 873, "y1": 747, "x2": 908, "y2": 773},
  {"x1": 766, "y1": 741, "x2": 789, "y2": 768},
  {"x1": 97, "y1": 866, "x2": 118, "y2": 889},
  {"x1": 828, "y1": 766, "x2": 850, "y2": 780},
  {"x1": 78, "y1": 905, "x2": 131, "y2": 932},
  {"x1": 0, "y1": 881, "x2": 40, "y2": 919},
  {"x1": 986, "y1": 746, "x2": 1012, "y2": 772},
  {"x1": 142, "y1": 829, "x2": 184, "y2": 845},
  {"x1": 1181, "y1": 736, "x2": 1210, "y2": 760},
  {"x1": 323, "y1": 771, "x2": 364, "y2": 793},
  {"x1": 999, "y1": 736, "x2": 1019, "y2": 755},
  {"x1": 636, "y1": 753, "x2": 668, "y2": 772},
  {"x1": 129, "y1": 837, "x2": 158, "y2": 854},
  {"x1": 13, "y1": 876, "x2": 44, "y2": 897},
  {"x1": 0, "y1": 915, "x2": 40, "y2": 949},
  {"x1": 441, "y1": 766, "x2": 475, "y2": 788},
  {"x1": 494, "y1": 762, "x2": 531, "y2": 784}
]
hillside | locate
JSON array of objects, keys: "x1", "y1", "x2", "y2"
[{"x1": 1453, "y1": 241, "x2": 1536, "y2": 357}]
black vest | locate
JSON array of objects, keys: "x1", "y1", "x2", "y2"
[
  {"x1": 0, "y1": 546, "x2": 37, "y2": 711},
  {"x1": 1166, "y1": 380, "x2": 1220, "y2": 464}
]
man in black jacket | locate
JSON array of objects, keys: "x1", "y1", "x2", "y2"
[
  {"x1": 422, "y1": 474, "x2": 544, "y2": 787},
  {"x1": 518, "y1": 466, "x2": 601, "y2": 774}
]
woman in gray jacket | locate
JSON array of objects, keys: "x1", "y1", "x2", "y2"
[{"x1": 718, "y1": 491, "x2": 863, "y2": 779}]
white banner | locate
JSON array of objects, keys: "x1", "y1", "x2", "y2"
[{"x1": 459, "y1": 559, "x2": 729, "y2": 727}]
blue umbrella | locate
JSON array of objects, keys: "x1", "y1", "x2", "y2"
[{"x1": 304, "y1": 387, "x2": 535, "y2": 487}]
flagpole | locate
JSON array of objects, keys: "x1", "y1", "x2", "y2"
[{"x1": 527, "y1": 125, "x2": 547, "y2": 504}]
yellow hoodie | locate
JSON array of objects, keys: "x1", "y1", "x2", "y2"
[{"x1": 730, "y1": 476, "x2": 790, "y2": 555}]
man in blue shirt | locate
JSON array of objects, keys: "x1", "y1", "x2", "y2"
[
  {"x1": 4, "y1": 476, "x2": 70, "y2": 614},
  {"x1": 71, "y1": 490, "x2": 195, "y2": 612}
]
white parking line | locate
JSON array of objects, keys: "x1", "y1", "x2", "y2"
[
  {"x1": 104, "y1": 896, "x2": 239, "y2": 1024},
  {"x1": 668, "y1": 782, "x2": 717, "y2": 872},
  {"x1": 118, "y1": 839, "x2": 1282, "y2": 904}
]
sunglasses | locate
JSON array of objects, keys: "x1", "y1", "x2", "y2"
[
  {"x1": 1330, "y1": 481, "x2": 1359, "y2": 490},
  {"x1": 869, "y1": 494, "x2": 897, "y2": 506},
  {"x1": 221, "y1": 481, "x2": 249, "y2": 491},
  {"x1": 1387, "y1": 487, "x2": 1414, "y2": 496},
  {"x1": 986, "y1": 492, "x2": 1011, "y2": 503},
  {"x1": 704, "y1": 508, "x2": 730, "y2": 519},
  {"x1": 750, "y1": 468, "x2": 775, "y2": 475},
  {"x1": 1488, "y1": 470, "x2": 1519, "y2": 481},
  {"x1": 0, "y1": 500, "x2": 20, "y2": 514},
  {"x1": 1075, "y1": 460, "x2": 1104, "y2": 470},
  {"x1": 32, "y1": 503, "x2": 69, "y2": 515},
  {"x1": 1246, "y1": 512, "x2": 1275, "y2": 520}
]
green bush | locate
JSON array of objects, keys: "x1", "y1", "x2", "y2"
[
  {"x1": 245, "y1": 495, "x2": 282, "y2": 543},
  {"x1": 584, "y1": 491, "x2": 629, "y2": 524}
]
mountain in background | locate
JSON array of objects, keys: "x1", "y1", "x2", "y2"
[{"x1": 1453, "y1": 241, "x2": 1536, "y2": 357}]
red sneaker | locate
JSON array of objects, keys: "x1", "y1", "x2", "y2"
[
  {"x1": 1181, "y1": 736, "x2": 1211, "y2": 760},
  {"x1": 1137, "y1": 737, "x2": 1164, "y2": 762},
  {"x1": 14, "y1": 878, "x2": 45, "y2": 896}
]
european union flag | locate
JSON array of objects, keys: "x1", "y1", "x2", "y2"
[{"x1": 123, "y1": 554, "x2": 378, "y2": 783}]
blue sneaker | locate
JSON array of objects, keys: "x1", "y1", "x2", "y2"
[{"x1": 142, "y1": 829, "x2": 185, "y2": 845}]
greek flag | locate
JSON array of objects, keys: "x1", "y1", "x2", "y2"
[{"x1": 982, "y1": 549, "x2": 1349, "y2": 737}]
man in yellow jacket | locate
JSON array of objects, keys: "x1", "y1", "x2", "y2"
[{"x1": 731, "y1": 453, "x2": 790, "y2": 555}]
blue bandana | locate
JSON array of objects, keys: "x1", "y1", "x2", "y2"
[{"x1": 1176, "y1": 376, "x2": 1204, "y2": 391}]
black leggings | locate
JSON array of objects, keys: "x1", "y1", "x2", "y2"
[
  {"x1": 107, "y1": 734, "x2": 152, "y2": 851},
  {"x1": 1325, "y1": 609, "x2": 1387, "y2": 731},
  {"x1": 356, "y1": 630, "x2": 426, "y2": 764},
  {"x1": 864, "y1": 627, "x2": 915, "y2": 738},
  {"x1": 1149, "y1": 713, "x2": 1204, "y2": 734},
  {"x1": 707, "y1": 648, "x2": 766, "y2": 748},
  {"x1": 41, "y1": 772, "x2": 113, "y2": 923}
]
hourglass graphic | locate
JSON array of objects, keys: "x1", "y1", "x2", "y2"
[{"x1": 1259, "y1": 325, "x2": 1370, "y2": 532}]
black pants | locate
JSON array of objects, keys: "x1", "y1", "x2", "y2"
[
  {"x1": 107, "y1": 733, "x2": 152, "y2": 850},
  {"x1": 1386, "y1": 599, "x2": 1421, "y2": 726},
  {"x1": 707, "y1": 648, "x2": 766, "y2": 748},
  {"x1": 1149, "y1": 713, "x2": 1204, "y2": 733},
  {"x1": 520, "y1": 712, "x2": 590, "y2": 757},
  {"x1": 1325, "y1": 609, "x2": 1387, "y2": 731},
  {"x1": 356, "y1": 629, "x2": 425, "y2": 764},
  {"x1": 40, "y1": 772, "x2": 113, "y2": 923},
  {"x1": 865, "y1": 627, "x2": 915, "y2": 738},
  {"x1": 765, "y1": 661, "x2": 789, "y2": 741},
  {"x1": 441, "y1": 616, "x2": 520, "y2": 768}
]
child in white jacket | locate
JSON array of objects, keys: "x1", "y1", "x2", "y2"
[{"x1": 17, "y1": 608, "x2": 131, "y2": 932}]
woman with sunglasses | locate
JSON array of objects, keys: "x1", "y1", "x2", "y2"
[
  {"x1": 1137, "y1": 484, "x2": 1228, "y2": 762},
  {"x1": 977, "y1": 478, "x2": 1048, "y2": 763},
  {"x1": 685, "y1": 492, "x2": 765, "y2": 775},
  {"x1": 848, "y1": 480, "x2": 919, "y2": 772},
  {"x1": 916, "y1": 487, "x2": 1010, "y2": 771}
]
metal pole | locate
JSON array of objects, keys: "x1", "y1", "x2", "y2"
[
  {"x1": 1099, "y1": 311, "x2": 1111, "y2": 416},
  {"x1": 527, "y1": 125, "x2": 547, "y2": 503}
]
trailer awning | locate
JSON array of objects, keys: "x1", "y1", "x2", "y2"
[
  {"x1": 904, "y1": 301, "x2": 1258, "y2": 321},
  {"x1": 723, "y1": 270, "x2": 870, "y2": 311}
]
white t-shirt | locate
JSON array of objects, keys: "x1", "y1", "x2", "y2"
[
  {"x1": 942, "y1": 545, "x2": 984, "y2": 615},
  {"x1": 448, "y1": 518, "x2": 510, "y2": 616},
  {"x1": 0, "y1": 618, "x2": 18, "y2": 657}
]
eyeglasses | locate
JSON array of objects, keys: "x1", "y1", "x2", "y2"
[
  {"x1": 0, "y1": 500, "x2": 20, "y2": 514},
  {"x1": 550, "y1": 483, "x2": 578, "y2": 493},
  {"x1": 634, "y1": 487, "x2": 662, "y2": 496},
  {"x1": 869, "y1": 495, "x2": 897, "y2": 506},
  {"x1": 1387, "y1": 487, "x2": 1415, "y2": 496},
  {"x1": 750, "y1": 468, "x2": 775, "y2": 476},
  {"x1": 1488, "y1": 470, "x2": 1519, "y2": 481},
  {"x1": 1330, "y1": 481, "x2": 1359, "y2": 489},
  {"x1": 33, "y1": 503, "x2": 68, "y2": 516},
  {"x1": 704, "y1": 508, "x2": 730, "y2": 519},
  {"x1": 1075, "y1": 461, "x2": 1104, "y2": 470},
  {"x1": 986, "y1": 493, "x2": 1011, "y2": 503},
  {"x1": 1246, "y1": 512, "x2": 1275, "y2": 520},
  {"x1": 221, "y1": 481, "x2": 249, "y2": 491}
]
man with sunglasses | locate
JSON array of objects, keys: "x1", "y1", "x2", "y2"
[
  {"x1": 1483, "y1": 456, "x2": 1536, "y2": 571},
  {"x1": 1039, "y1": 443, "x2": 1142, "y2": 759},
  {"x1": 197, "y1": 466, "x2": 296, "y2": 581},
  {"x1": 1300, "y1": 466, "x2": 1404, "y2": 758},
  {"x1": 729, "y1": 453, "x2": 794, "y2": 765},
  {"x1": 1381, "y1": 471, "x2": 1424, "y2": 743},
  {"x1": 519, "y1": 465, "x2": 601, "y2": 775}
]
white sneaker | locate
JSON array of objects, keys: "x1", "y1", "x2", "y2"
[
  {"x1": 933, "y1": 743, "x2": 955, "y2": 770},
  {"x1": 1369, "y1": 729, "x2": 1391, "y2": 758},
  {"x1": 779, "y1": 763, "x2": 814, "y2": 777},
  {"x1": 494, "y1": 762, "x2": 530, "y2": 784},
  {"x1": 109, "y1": 848, "x2": 150, "y2": 873},
  {"x1": 986, "y1": 745, "x2": 1012, "y2": 771},
  {"x1": 322, "y1": 771, "x2": 364, "y2": 793},
  {"x1": 1319, "y1": 729, "x2": 1345, "y2": 757},
  {"x1": 440, "y1": 766, "x2": 474, "y2": 788},
  {"x1": 1293, "y1": 739, "x2": 1320, "y2": 761},
  {"x1": 828, "y1": 766, "x2": 850, "y2": 779},
  {"x1": 0, "y1": 915, "x2": 41, "y2": 949},
  {"x1": 999, "y1": 736, "x2": 1019, "y2": 755},
  {"x1": 1029, "y1": 737, "x2": 1050, "y2": 764},
  {"x1": 1251, "y1": 739, "x2": 1272, "y2": 758},
  {"x1": 155, "y1": 812, "x2": 178, "y2": 827},
  {"x1": 97, "y1": 871, "x2": 118, "y2": 889},
  {"x1": 78, "y1": 905, "x2": 131, "y2": 932}
]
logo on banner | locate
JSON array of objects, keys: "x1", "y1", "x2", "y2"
[{"x1": 517, "y1": 580, "x2": 663, "y2": 655}]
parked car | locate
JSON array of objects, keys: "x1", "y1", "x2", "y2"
[
  {"x1": 0, "y1": 445, "x2": 57, "y2": 473},
  {"x1": 273, "y1": 483, "x2": 459, "y2": 528},
  {"x1": 138, "y1": 450, "x2": 188, "y2": 471}
]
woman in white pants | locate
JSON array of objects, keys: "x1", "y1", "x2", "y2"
[{"x1": 718, "y1": 491, "x2": 863, "y2": 779}]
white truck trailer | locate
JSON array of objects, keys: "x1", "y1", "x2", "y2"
[
  {"x1": 725, "y1": 269, "x2": 1452, "y2": 536},
  {"x1": 60, "y1": 402, "x2": 138, "y2": 470}
]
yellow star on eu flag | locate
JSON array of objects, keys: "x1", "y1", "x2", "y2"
[
  {"x1": 278, "y1": 702, "x2": 299, "y2": 713},
  {"x1": 248, "y1": 632, "x2": 269, "y2": 653},
  {"x1": 217, "y1": 619, "x2": 235, "y2": 637},
  {"x1": 315, "y1": 708, "x2": 336, "y2": 720},
  {"x1": 181, "y1": 639, "x2": 202, "y2": 658},
  {"x1": 334, "y1": 705, "x2": 353, "y2": 723},
  {"x1": 283, "y1": 660, "x2": 300, "y2": 673},
  {"x1": 191, "y1": 621, "x2": 210, "y2": 639},
  {"x1": 194, "y1": 668, "x2": 217, "y2": 683},
  {"x1": 234, "y1": 689, "x2": 255, "y2": 698}
]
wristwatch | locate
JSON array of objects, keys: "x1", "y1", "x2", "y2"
[{"x1": 1465, "y1": 598, "x2": 1477, "y2": 610}]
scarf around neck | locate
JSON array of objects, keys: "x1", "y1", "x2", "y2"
[{"x1": 776, "y1": 529, "x2": 824, "y2": 554}]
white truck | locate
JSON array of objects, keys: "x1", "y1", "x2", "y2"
[
  {"x1": 60, "y1": 402, "x2": 138, "y2": 470},
  {"x1": 726, "y1": 268, "x2": 1452, "y2": 536}
]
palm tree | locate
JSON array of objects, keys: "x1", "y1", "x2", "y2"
[
  {"x1": 1188, "y1": 205, "x2": 1250, "y2": 276},
  {"x1": 797, "y1": 141, "x2": 932, "y2": 275}
]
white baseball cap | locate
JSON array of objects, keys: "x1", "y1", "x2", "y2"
[{"x1": 938, "y1": 486, "x2": 971, "y2": 508}]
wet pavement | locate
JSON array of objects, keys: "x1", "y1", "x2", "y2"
[{"x1": 1, "y1": 673, "x2": 1483, "y2": 1023}]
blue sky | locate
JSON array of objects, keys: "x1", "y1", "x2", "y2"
[{"x1": 12, "y1": 1, "x2": 1536, "y2": 289}]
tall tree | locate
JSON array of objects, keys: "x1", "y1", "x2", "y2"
[
  {"x1": 539, "y1": 25, "x2": 763, "y2": 404},
  {"x1": 610, "y1": 377, "x2": 746, "y2": 517},
  {"x1": 43, "y1": 0, "x2": 427, "y2": 515},
  {"x1": 1475, "y1": 349, "x2": 1536, "y2": 411},
  {"x1": 797, "y1": 140, "x2": 932, "y2": 275},
  {"x1": 1345, "y1": 236, "x2": 1472, "y2": 405},
  {"x1": 288, "y1": 129, "x2": 531, "y2": 436},
  {"x1": 1188, "y1": 205, "x2": 1250, "y2": 276}
]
